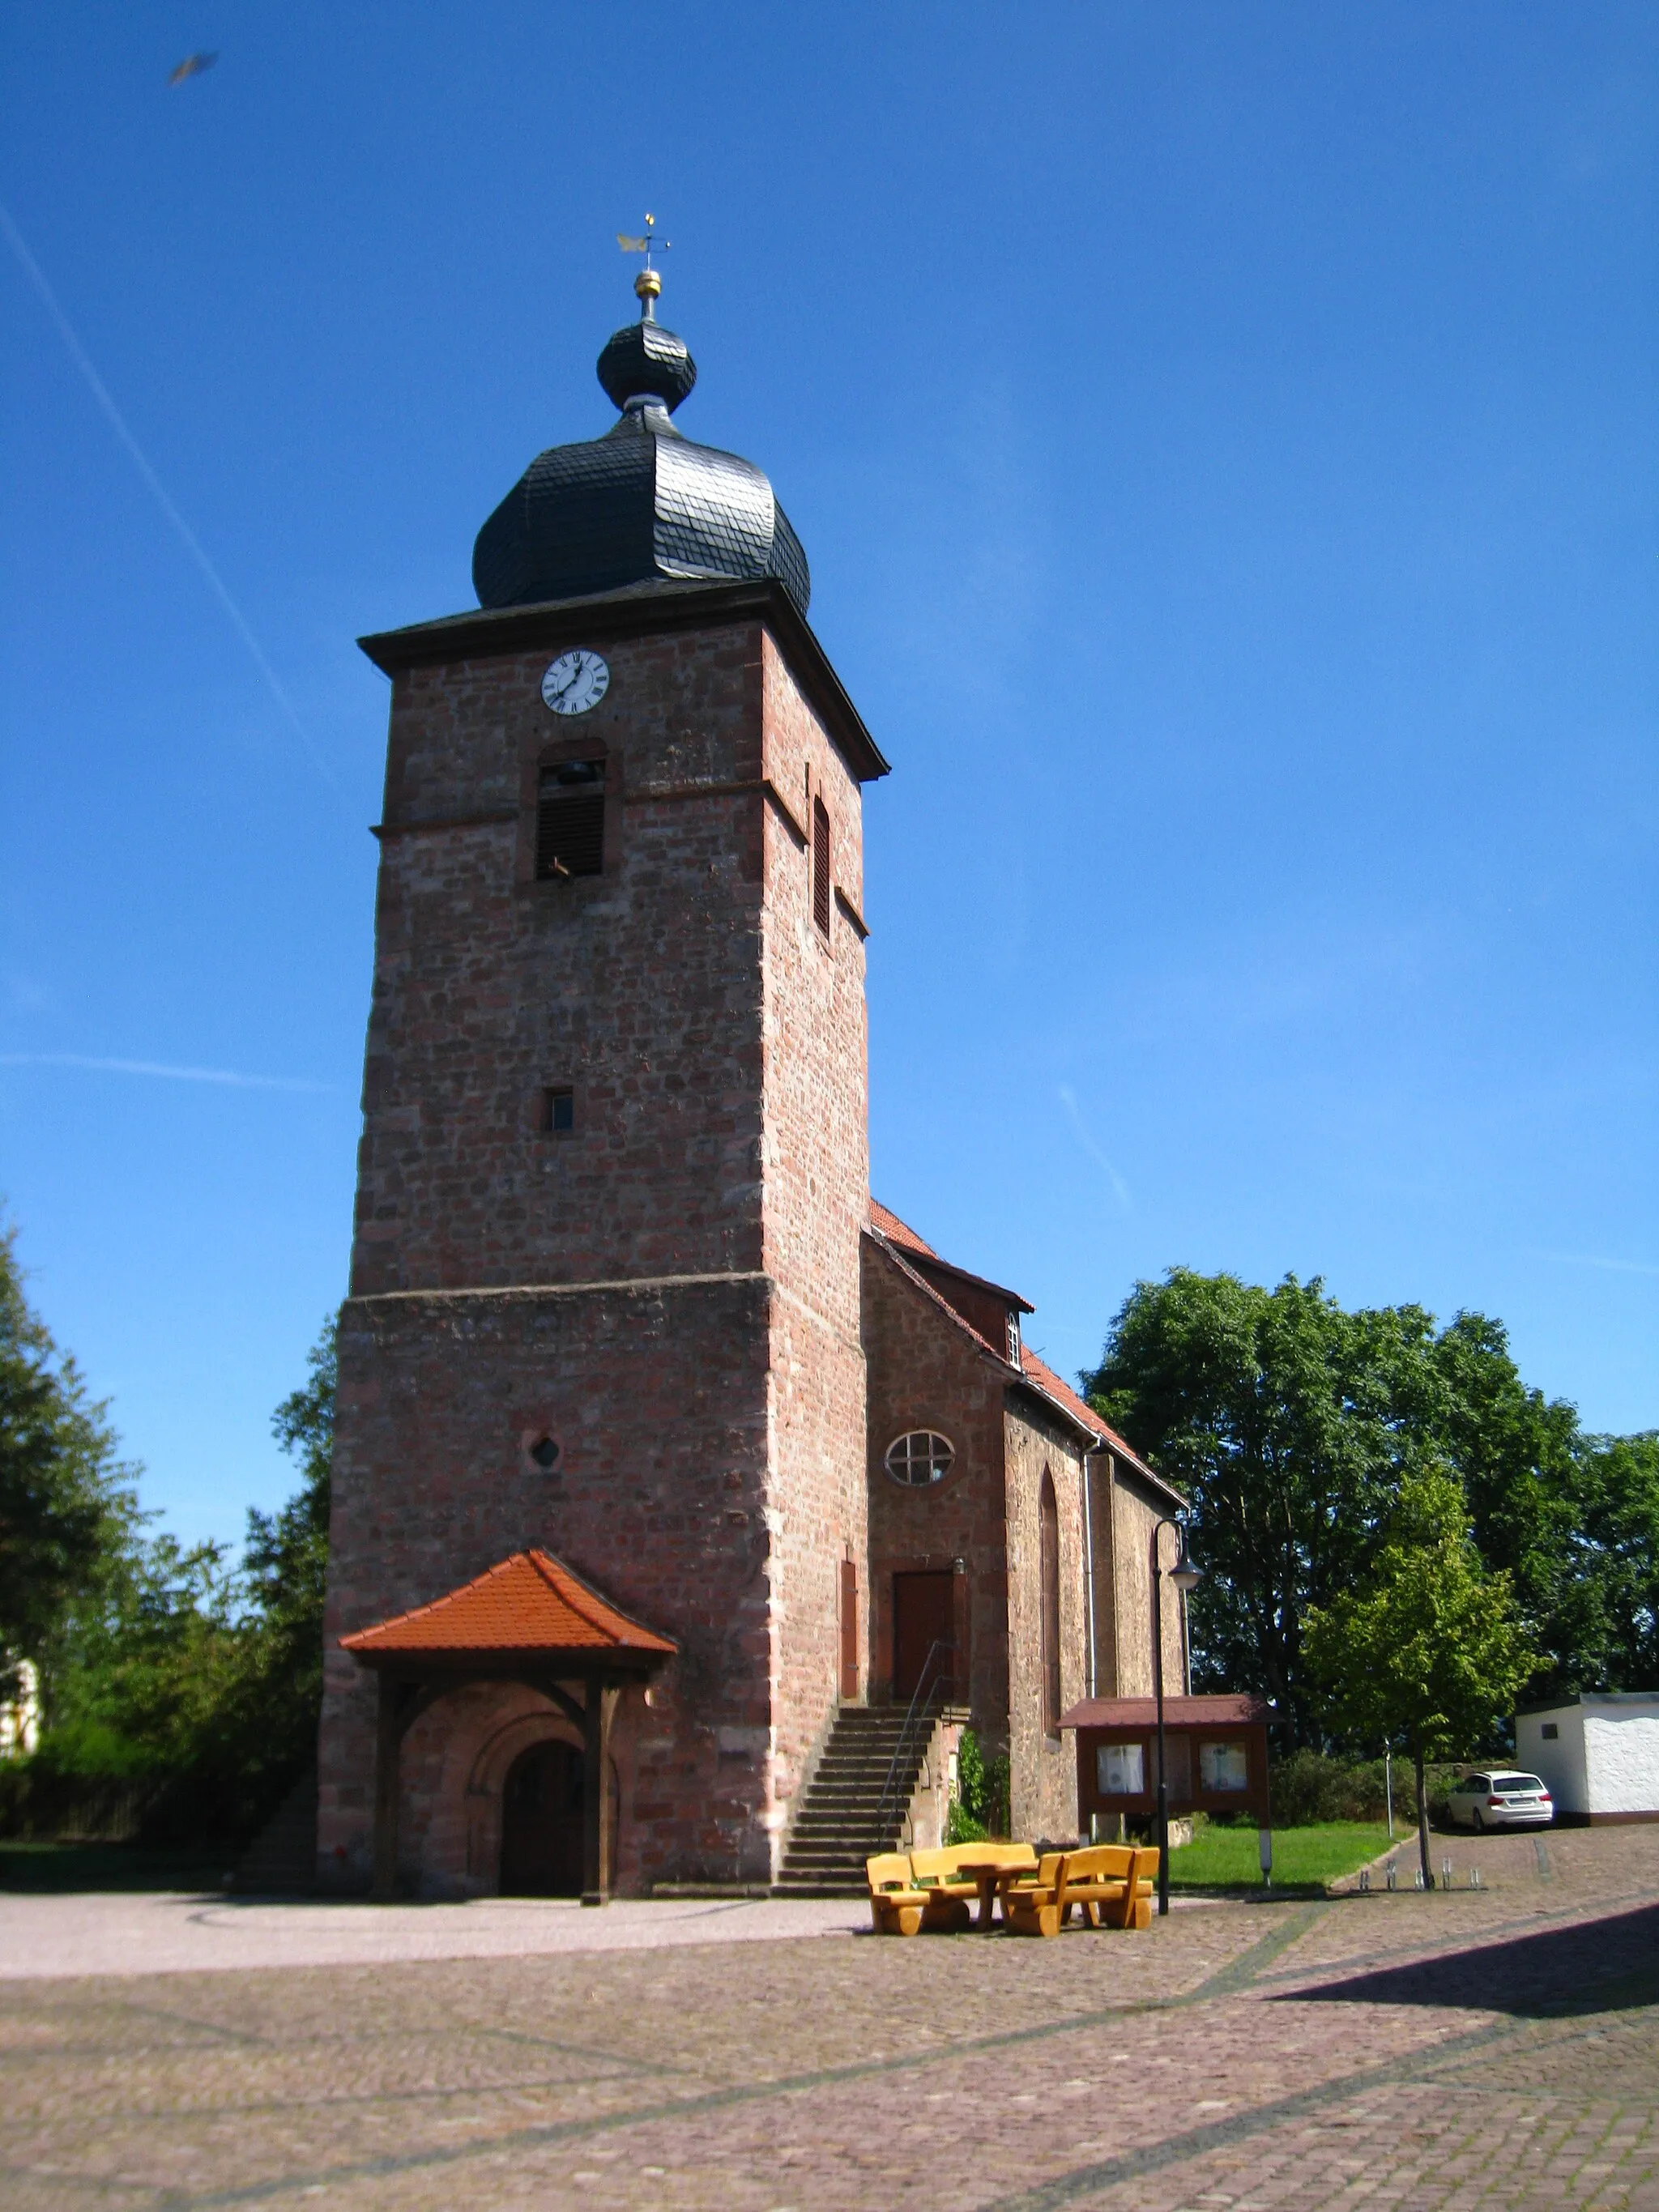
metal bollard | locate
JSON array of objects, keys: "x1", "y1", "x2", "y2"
[
  {"x1": 1469, "y1": 1867, "x2": 1482, "y2": 1890},
  {"x1": 1414, "y1": 1866, "x2": 1425, "y2": 1890},
  {"x1": 1386, "y1": 1863, "x2": 1397, "y2": 1892},
  {"x1": 1358, "y1": 1867, "x2": 1371, "y2": 1892},
  {"x1": 1440, "y1": 1857, "x2": 1453, "y2": 1889}
]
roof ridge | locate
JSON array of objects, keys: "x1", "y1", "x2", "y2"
[{"x1": 528, "y1": 1547, "x2": 629, "y2": 1639}]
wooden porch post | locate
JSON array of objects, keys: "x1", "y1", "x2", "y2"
[
  {"x1": 581, "y1": 1680, "x2": 620, "y2": 1907},
  {"x1": 371, "y1": 1672, "x2": 405, "y2": 1902}
]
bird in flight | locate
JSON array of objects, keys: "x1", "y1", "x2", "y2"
[{"x1": 168, "y1": 53, "x2": 218, "y2": 87}]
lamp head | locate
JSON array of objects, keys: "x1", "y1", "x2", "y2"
[{"x1": 1170, "y1": 1563, "x2": 1202, "y2": 1596}]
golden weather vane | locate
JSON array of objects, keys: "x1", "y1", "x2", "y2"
[
  {"x1": 616, "y1": 213, "x2": 672, "y2": 311},
  {"x1": 616, "y1": 212, "x2": 671, "y2": 267}
]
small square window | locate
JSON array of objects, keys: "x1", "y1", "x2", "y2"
[
  {"x1": 1542, "y1": 1722, "x2": 1559, "y2": 1740},
  {"x1": 541, "y1": 1086, "x2": 574, "y2": 1135}
]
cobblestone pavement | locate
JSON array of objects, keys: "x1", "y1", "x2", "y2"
[
  {"x1": 0, "y1": 1891, "x2": 866, "y2": 1981},
  {"x1": 2, "y1": 1825, "x2": 1654, "y2": 2211}
]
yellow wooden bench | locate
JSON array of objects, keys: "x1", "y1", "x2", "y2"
[
  {"x1": 866, "y1": 1852, "x2": 932, "y2": 1936},
  {"x1": 1004, "y1": 1843, "x2": 1159, "y2": 1938},
  {"x1": 867, "y1": 1842, "x2": 1040, "y2": 1933},
  {"x1": 909, "y1": 1842, "x2": 1038, "y2": 1931}
]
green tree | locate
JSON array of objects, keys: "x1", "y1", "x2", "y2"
[
  {"x1": 1304, "y1": 1468, "x2": 1536, "y2": 1887},
  {"x1": 1427, "y1": 1312, "x2": 1584, "y2": 1694},
  {"x1": 1082, "y1": 1270, "x2": 1594, "y2": 1741},
  {"x1": 1083, "y1": 1271, "x2": 1446, "y2": 1744},
  {"x1": 0, "y1": 1217, "x2": 140, "y2": 1671},
  {"x1": 34, "y1": 1319, "x2": 335, "y2": 1840},
  {"x1": 226, "y1": 1319, "x2": 335, "y2": 1789},
  {"x1": 1562, "y1": 1433, "x2": 1659, "y2": 1690}
]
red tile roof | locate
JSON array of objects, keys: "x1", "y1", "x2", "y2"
[
  {"x1": 1057, "y1": 1694, "x2": 1269, "y2": 1730},
  {"x1": 339, "y1": 1549, "x2": 676, "y2": 1659},
  {"x1": 868, "y1": 1197, "x2": 937, "y2": 1259},
  {"x1": 868, "y1": 1197, "x2": 1184, "y2": 1507}
]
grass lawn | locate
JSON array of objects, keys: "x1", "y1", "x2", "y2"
[
  {"x1": 0, "y1": 1842, "x2": 237, "y2": 1893},
  {"x1": 1168, "y1": 1820, "x2": 1395, "y2": 1894}
]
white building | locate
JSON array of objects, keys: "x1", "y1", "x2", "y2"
[
  {"x1": 1516, "y1": 1692, "x2": 1659, "y2": 1822},
  {"x1": 0, "y1": 1658, "x2": 40, "y2": 1759}
]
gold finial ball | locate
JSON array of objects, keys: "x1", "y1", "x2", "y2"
[{"x1": 634, "y1": 267, "x2": 662, "y2": 300}]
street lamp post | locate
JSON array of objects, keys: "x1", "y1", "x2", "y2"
[{"x1": 1150, "y1": 1516, "x2": 1202, "y2": 1919}]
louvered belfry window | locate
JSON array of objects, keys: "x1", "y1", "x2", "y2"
[
  {"x1": 536, "y1": 761, "x2": 605, "y2": 880},
  {"x1": 812, "y1": 795, "x2": 831, "y2": 936}
]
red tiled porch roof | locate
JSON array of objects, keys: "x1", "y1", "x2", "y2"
[{"x1": 339, "y1": 1549, "x2": 676, "y2": 1660}]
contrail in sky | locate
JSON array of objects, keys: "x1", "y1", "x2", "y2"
[
  {"x1": 0, "y1": 204, "x2": 333, "y2": 786},
  {"x1": 1059, "y1": 1085, "x2": 1132, "y2": 1210},
  {"x1": 1543, "y1": 1251, "x2": 1659, "y2": 1279},
  {"x1": 0, "y1": 1052, "x2": 331, "y2": 1094}
]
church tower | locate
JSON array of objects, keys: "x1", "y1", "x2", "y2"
[{"x1": 317, "y1": 261, "x2": 889, "y2": 1895}]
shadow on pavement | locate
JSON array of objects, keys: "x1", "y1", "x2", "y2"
[
  {"x1": 0, "y1": 1843, "x2": 235, "y2": 1894},
  {"x1": 1277, "y1": 1900, "x2": 1659, "y2": 2018}
]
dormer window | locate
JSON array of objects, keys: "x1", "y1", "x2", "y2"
[
  {"x1": 1006, "y1": 1311, "x2": 1021, "y2": 1365},
  {"x1": 536, "y1": 761, "x2": 605, "y2": 880}
]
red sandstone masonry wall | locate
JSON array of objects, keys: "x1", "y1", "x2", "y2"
[
  {"x1": 1107, "y1": 1469, "x2": 1189, "y2": 1700},
  {"x1": 322, "y1": 601, "x2": 886, "y2": 1894},
  {"x1": 351, "y1": 623, "x2": 769, "y2": 1298},
  {"x1": 318, "y1": 1276, "x2": 777, "y2": 1894},
  {"x1": 863, "y1": 1246, "x2": 1009, "y2": 1737},
  {"x1": 1004, "y1": 1397, "x2": 1087, "y2": 1843},
  {"x1": 757, "y1": 638, "x2": 870, "y2": 1863}
]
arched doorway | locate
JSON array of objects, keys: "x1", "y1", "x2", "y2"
[{"x1": 500, "y1": 1739, "x2": 586, "y2": 1895}]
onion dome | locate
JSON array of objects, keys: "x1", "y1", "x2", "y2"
[{"x1": 472, "y1": 269, "x2": 810, "y2": 616}]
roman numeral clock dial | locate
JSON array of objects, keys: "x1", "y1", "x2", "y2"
[{"x1": 541, "y1": 649, "x2": 610, "y2": 716}]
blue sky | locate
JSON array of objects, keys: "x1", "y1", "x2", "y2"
[{"x1": 2, "y1": 3, "x2": 1655, "y2": 1549}]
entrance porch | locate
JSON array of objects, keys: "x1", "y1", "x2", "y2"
[{"x1": 339, "y1": 1549, "x2": 676, "y2": 1903}]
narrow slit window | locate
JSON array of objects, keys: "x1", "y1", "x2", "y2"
[
  {"x1": 540, "y1": 1086, "x2": 574, "y2": 1135},
  {"x1": 1040, "y1": 1468, "x2": 1061, "y2": 1738},
  {"x1": 536, "y1": 761, "x2": 605, "y2": 880},
  {"x1": 812, "y1": 795, "x2": 831, "y2": 936}
]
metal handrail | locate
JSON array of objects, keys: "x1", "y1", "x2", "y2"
[{"x1": 874, "y1": 1638, "x2": 953, "y2": 1841}]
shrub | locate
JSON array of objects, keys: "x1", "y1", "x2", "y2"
[
  {"x1": 1267, "y1": 1750, "x2": 1468, "y2": 1828},
  {"x1": 945, "y1": 1798, "x2": 987, "y2": 1845},
  {"x1": 953, "y1": 1728, "x2": 1010, "y2": 1839}
]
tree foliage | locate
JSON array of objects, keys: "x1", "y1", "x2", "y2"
[
  {"x1": 1303, "y1": 1468, "x2": 1536, "y2": 1884},
  {"x1": 1084, "y1": 1268, "x2": 1653, "y2": 1745},
  {"x1": 28, "y1": 1319, "x2": 335, "y2": 1843},
  {"x1": 0, "y1": 1217, "x2": 141, "y2": 1668}
]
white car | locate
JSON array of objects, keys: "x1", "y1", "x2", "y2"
[{"x1": 1444, "y1": 1771, "x2": 1554, "y2": 1831}]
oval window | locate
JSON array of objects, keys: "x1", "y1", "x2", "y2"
[{"x1": 884, "y1": 1431, "x2": 954, "y2": 1487}]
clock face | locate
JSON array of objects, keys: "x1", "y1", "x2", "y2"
[{"x1": 540, "y1": 649, "x2": 610, "y2": 717}]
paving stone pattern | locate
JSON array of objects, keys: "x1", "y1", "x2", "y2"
[{"x1": 2, "y1": 1826, "x2": 1655, "y2": 2210}]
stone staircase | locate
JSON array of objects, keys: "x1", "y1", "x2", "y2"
[
  {"x1": 232, "y1": 1767, "x2": 318, "y2": 1895},
  {"x1": 775, "y1": 1706, "x2": 937, "y2": 1896}
]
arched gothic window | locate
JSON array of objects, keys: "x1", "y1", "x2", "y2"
[{"x1": 1040, "y1": 1468, "x2": 1061, "y2": 1738}]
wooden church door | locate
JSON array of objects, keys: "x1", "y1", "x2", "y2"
[
  {"x1": 892, "y1": 1571, "x2": 955, "y2": 1703},
  {"x1": 499, "y1": 1740, "x2": 585, "y2": 1895}
]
